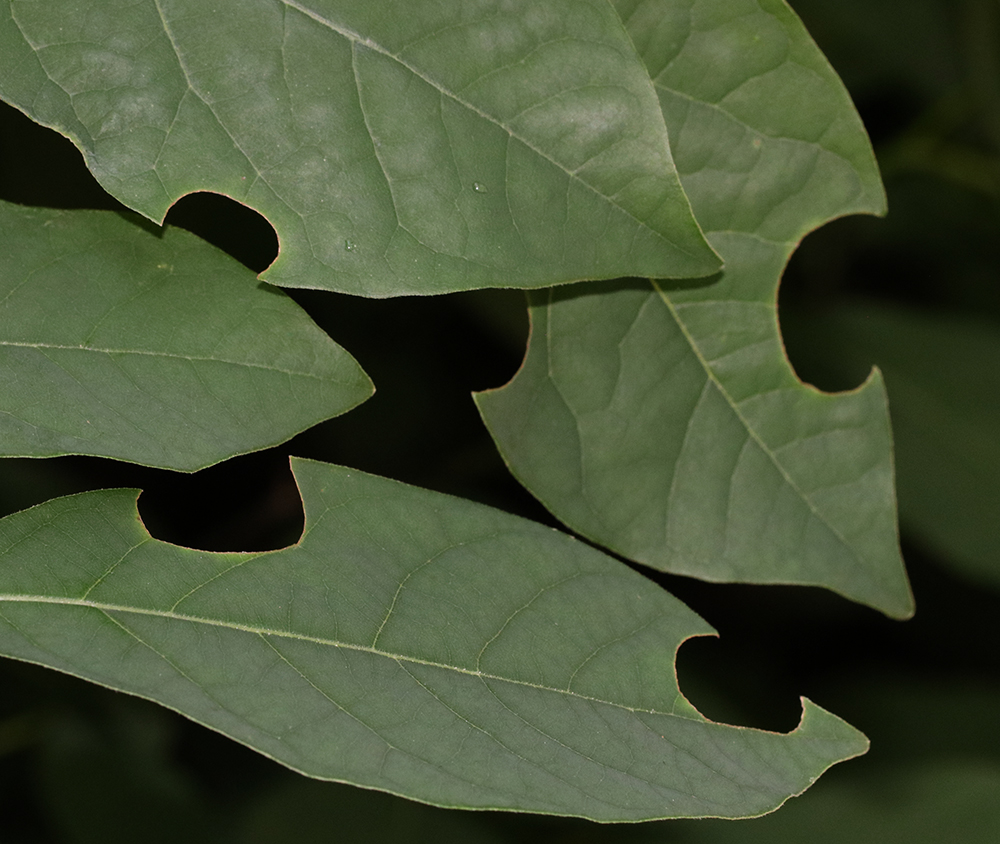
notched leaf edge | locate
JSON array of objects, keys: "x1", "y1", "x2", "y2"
[{"x1": 0, "y1": 457, "x2": 867, "y2": 821}]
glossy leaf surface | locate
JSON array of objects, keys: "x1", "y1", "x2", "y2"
[
  {"x1": 0, "y1": 0, "x2": 719, "y2": 295},
  {"x1": 0, "y1": 201, "x2": 372, "y2": 470},
  {"x1": 478, "y1": 0, "x2": 913, "y2": 618},
  {"x1": 0, "y1": 458, "x2": 867, "y2": 821}
]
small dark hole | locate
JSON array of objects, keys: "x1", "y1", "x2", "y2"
[
  {"x1": 134, "y1": 452, "x2": 304, "y2": 553},
  {"x1": 165, "y1": 192, "x2": 279, "y2": 274},
  {"x1": 0, "y1": 452, "x2": 304, "y2": 554}
]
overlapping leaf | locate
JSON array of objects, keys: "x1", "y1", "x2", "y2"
[
  {"x1": 478, "y1": 0, "x2": 913, "y2": 617},
  {"x1": 0, "y1": 0, "x2": 720, "y2": 295},
  {"x1": 0, "y1": 201, "x2": 371, "y2": 470},
  {"x1": 0, "y1": 458, "x2": 867, "y2": 821}
]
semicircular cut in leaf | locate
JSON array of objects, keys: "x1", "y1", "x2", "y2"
[
  {"x1": 476, "y1": 0, "x2": 913, "y2": 618},
  {"x1": 0, "y1": 200, "x2": 372, "y2": 471},
  {"x1": 0, "y1": 458, "x2": 867, "y2": 821},
  {"x1": 0, "y1": 0, "x2": 720, "y2": 296}
]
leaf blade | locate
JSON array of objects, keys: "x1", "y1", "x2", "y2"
[
  {"x1": 0, "y1": 201, "x2": 372, "y2": 470},
  {"x1": 0, "y1": 0, "x2": 720, "y2": 295},
  {"x1": 0, "y1": 458, "x2": 866, "y2": 820},
  {"x1": 477, "y1": 0, "x2": 913, "y2": 617}
]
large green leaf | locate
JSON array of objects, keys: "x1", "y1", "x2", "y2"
[
  {"x1": 0, "y1": 0, "x2": 720, "y2": 296},
  {"x1": 0, "y1": 458, "x2": 866, "y2": 821},
  {"x1": 0, "y1": 200, "x2": 371, "y2": 470},
  {"x1": 477, "y1": 0, "x2": 913, "y2": 618}
]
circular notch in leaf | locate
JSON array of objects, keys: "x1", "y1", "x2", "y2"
[
  {"x1": 0, "y1": 0, "x2": 720, "y2": 295},
  {"x1": 0, "y1": 201, "x2": 372, "y2": 471}
]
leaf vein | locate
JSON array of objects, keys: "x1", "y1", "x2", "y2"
[
  {"x1": 0, "y1": 341, "x2": 335, "y2": 380},
  {"x1": 279, "y1": 0, "x2": 697, "y2": 255},
  {"x1": 0, "y1": 593, "x2": 687, "y2": 718},
  {"x1": 651, "y1": 280, "x2": 859, "y2": 559}
]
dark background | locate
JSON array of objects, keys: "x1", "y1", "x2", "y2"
[{"x1": 2, "y1": 0, "x2": 998, "y2": 840}]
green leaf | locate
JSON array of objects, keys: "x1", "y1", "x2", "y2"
[
  {"x1": 782, "y1": 302, "x2": 1000, "y2": 593},
  {"x1": 477, "y1": 0, "x2": 913, "y2": 618},
  {"x1": 0, "y1": 458, "x2": 866, "y2": 821},
  {"x1": 0, "y1": 0, "x2": 720, "y2": 295},
  {"x1": 0, "y1": 200, "x2": 372, "y2": 471}
]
